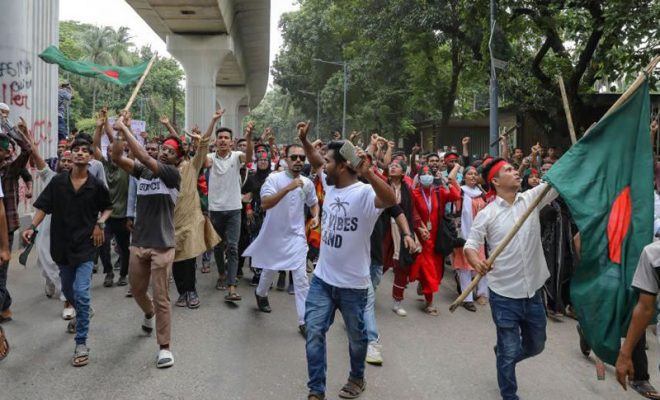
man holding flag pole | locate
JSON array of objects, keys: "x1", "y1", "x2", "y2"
[{"x1": 458, "y1": 55, "x2": 660, "y2": 400}]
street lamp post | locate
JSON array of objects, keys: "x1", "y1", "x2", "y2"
[
  {"x1": 313, "y1": 58, "x2": 348, "y2": 138},
  {"x1": 488, "y1": 0, "x2": 499, "y2": 156},
  {"x1": 299, "y1": 89, "x2": 320, "y2": 140}
]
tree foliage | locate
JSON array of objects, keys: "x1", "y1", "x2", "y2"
[
  {"x1": 58, "y1": 21, "x2": 185, "y2": 138},
  {"x1": 270, "y1": 0, "x2": 660, "y2": 145}
]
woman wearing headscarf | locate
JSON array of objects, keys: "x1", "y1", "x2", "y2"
[
  {"x1": 452, "y1": 166, "x2": 489, "y2": 311},
  {"x1": 242, "y1": 144, "x2": 272, "y2": 285},
  {"x1": 406, "y1": 163, "x2": 461, "y2": 316}
]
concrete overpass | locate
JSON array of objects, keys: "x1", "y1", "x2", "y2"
[{"x1": 126, "y1": 0, "x2": 270, "y2": 135}]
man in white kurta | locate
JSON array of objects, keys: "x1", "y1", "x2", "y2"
[{"x1": 243, "y1": 145, "x2": 319, "y2": 334}]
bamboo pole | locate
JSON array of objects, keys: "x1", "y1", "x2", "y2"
[
  {"x1": 124, "y1": 55, "x2": 157, "y2": 112},
  {"x1": 558, "y1": 76, "x2": 578, "y2": 145},
  {"x1": 449, "y1": 184, "x2": 553, "y2": 312}
]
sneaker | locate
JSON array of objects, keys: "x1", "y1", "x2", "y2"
[
  {"x1": 103, "y1": 273, "x2": 114, "y2": 287},
  {"x1": 187, "y1": 291, "x2": 200, "y2": 309},
  {"x1": 45, "y1": 280, "x2": 56, "y2": 298},
  {"x1": 157, "y1": 349, "x2": 174, "y2": 368},
  {"x1": 255, "y1": 291, "x2": 271, "y2": 313},
  {"x1": 392, "y1": 301, "x2": 407, "y2": 317},
  {"x1": 175, "y1": 293, "x2": 188, "y2": 308},
  {"x1": 142, "y1": 314, "x2": 154, "y2": 334},
  {"x1": 366, "y1": 341, "x2": 383, "y2": 366},
  {"x1": 116, "y1": 275, "x2": 128, "y2": 287},
  {"x1": 62, "y1": 305, "x2": 76, "y2": 320},
  {"x1": 462, "y1": 301, "x2": 477, "y2": 312},
  {"x1": 298, "y1": 323, "x2": 307, "y2": 339}
]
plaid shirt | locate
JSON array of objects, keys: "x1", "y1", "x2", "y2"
[{"x1": 0, "y1": 129, "x2": 31, "y2": 233}]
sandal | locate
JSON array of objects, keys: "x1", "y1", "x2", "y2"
[
  {"x1": 72, "y1": 344, "x2": 89, "y2": 367},
  {"x1": 0, "y1": 326, "x2": 9, "y2": 361},
  {"x1": 338, "y1": 377, "x2": 366, "y2": 399},
  {"x1": 224, "y1": 292, "x2": 242, "y2": 302},
  {"x1": 200, "y1": 264, "x2": 211, "y2": 274},
  {"x1": 67, "y1": 318, "x2": 77, "y2": 334},
  {"x1": 630, "y1": 380, "x2": 660, "y2": 400},
  {"x1": 424, "y1": 305, "x2": 439, "y2": 316},
  {"x1": 308, "y1": 394, "x2": 325, "y2": 400}
]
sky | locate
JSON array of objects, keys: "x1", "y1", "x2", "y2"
[{"x1": 59, "y1": 0, "x2": 299, "y2": 85}]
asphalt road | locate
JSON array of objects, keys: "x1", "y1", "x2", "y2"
[{"x1": 0, "y1": 253, "x2": 654, "y2": 400}]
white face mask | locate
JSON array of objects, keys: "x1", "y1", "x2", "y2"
[{"x1": 419, "y1": 175, "x2": 434, "y2": 187}]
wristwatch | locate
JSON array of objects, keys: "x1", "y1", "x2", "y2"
[{"x1": 96, "y1": 221, "x2": 105, "y2": 229}]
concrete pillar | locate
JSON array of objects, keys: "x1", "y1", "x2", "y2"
[
  {"x1": 0, "y1": 1, "x2": 30, "y2": 122},
  {"x1": 216, "y1": 86, "x2": 247, "y2": 137},
  {"x1": 167, "y1": 34, "x2": 231, "y2": 130}
]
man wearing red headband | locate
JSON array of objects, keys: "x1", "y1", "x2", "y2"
[
  {"x1": 112, "y1": 114, "x2": 182, "y2": 369},
  {"x1": 463, "y1": 158, "x2": 559, "y2": 400}
]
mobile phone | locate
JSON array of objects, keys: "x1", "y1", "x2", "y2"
[{"x1": 339, "y1": 140, "x2": 363, "y2": 169}]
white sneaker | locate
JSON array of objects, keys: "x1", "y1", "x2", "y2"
[
  {"x1": 62, "y1": 306, "x2": 76, "y2": 320},
  {"x1": 157, "y1": 349, "x2": 174, "y2": 368},
  {"x1": 392, "y1": 301, "x2": 407, "y2": 317},
  {"x1": 366, "y1": 341, "x2": 383, "y2": 366},
  {"x1": 142, "y1": 315, "x2": 154, "y2": 334}
]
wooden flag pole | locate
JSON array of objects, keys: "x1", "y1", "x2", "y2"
[
  {"x1": 124, "y1": 55, "x2": 157, "y2": 112},
  {"x1": 449, "y1": 184, "x2": 552, "y2": 312},
  {"x1": 558, "y1": 76, "x2": 578, "y2": 145}
]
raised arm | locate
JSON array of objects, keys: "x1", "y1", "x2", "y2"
[
  {"x1": 112, "y1": 115, "x2": 158, "y2": 174},
  {"x1": 409, "y1": 143, "x2": 420, "y2": 176},
  {"x1": 383, "y1": 140, "x2": 395, "y2": 166},
  {"x1": 160, "y1": 115, "x2": 178, "y2": 137},
  {"x1": 192, "y1": 110, "x2": 223, "y2": 170},
  {"x1": 356, "y1": 148, "x2": 396, "y2": 208},
  {"x1": 298, "y1": 121, "x2": 324, "y2": 170},
  {"x1": 243, "y1": 122, "x2": 254, "y2": 165},
  {"x1": 92, "y1": 115, "x2": 106, "y2": 161}
]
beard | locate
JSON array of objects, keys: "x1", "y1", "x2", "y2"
[{"x1": 325, "y1": 172, "x2": 336, "y2": 186}]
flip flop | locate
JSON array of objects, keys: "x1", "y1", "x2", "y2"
[
  {"x1": 0, "y1": 326, "x2": 9, "y2": 361},
  {"x1": 630, "y1": 380, "x2": 660, "y2": 400},
  {"x1": 224, "y1": 292, "x2": 242, "y2": 302}
]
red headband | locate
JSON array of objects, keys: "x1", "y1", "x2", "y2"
[
  {"x1": 58, "y1": 140, "x2": 68, "y2": 146},
  {"x1": 486, "y1": 160, "x2": 507, "y2": 199},
  {"x1": 163, "y1": 139, "x2": 183, "y2": 157},
  {"x1": 444, "y1": 153, "x2": 459, "y2": 162}
]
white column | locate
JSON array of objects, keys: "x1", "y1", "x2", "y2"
[
  {"x1": 0, "y1": 1, "x2": 30, "y2": 121},
  {"x1": 216, "y1": 86, "x2": 248, "y2": 137},
  {"x1": 167, "y1": 34, "x2": 231, "y2": 129}
]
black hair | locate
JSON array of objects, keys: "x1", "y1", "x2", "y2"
[
  {"x1": 163, "y1": 135, "x2": 184, "y2": 154},
  {"x1": 237, "y1": 138, "x2": 247, "y2": 144},
  {"x1": 215, "y1": 127, "x2": 232, "y2": 137},
  {"x1": 326, "y1": 141, "x2": 357, "y2": 175},
  {"x1": 285, "y1": 143, "x2": 303, "y2": 156},
  {"x1": 70, "y1": 133, "x2": 94, "y2": 153},
  {"x1": 427, "y1": 153, "x2": 440, "y2": 161},
  {"x1": 480, "y1": 157, "x2": 506, "y2": 185}
]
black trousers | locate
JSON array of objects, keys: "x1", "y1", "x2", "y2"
[
  {"x1": 172, "y1": 257, "x2": 197, "y2": 295},
  {"x1": 100, "y1": 217, "x2": 131, "y2": 277},
  {"x1": 632, "y1": 332, "x2": 649, "y2": 381}
]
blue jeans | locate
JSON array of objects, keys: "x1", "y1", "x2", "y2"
[
  {"x1": 364, "y1": 262, "x2": 383, "y2": 343},
  {"x1": 59, "y1": 261, "x2": 94, "y2": 345},
  {"x1": 490, "y1": 289, "x2": 547, "y2": 400},
  {"x1": 305, "y1": 276, "x2": 368, "y2": 396},
  {"x1": 210, "y1": 210, "x2": 241, "y2": 286},
  {"x1": 58, "y1": 115, "x2": 67, "y2": 141}
]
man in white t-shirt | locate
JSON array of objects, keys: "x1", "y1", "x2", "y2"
[
  {"x1": 207, "y1": 124, "x2": 253, "y2": 302},
  {"x1": 299, "y1": 122, "x2": 396, "y2": 400}
]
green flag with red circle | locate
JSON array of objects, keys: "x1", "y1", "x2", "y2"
[
  {"x1": 543, "y1": 80, "x2": 653, "y2": 365},
  {"x1": 39, "y1": 46, "x2": 148, "y2": 86}
]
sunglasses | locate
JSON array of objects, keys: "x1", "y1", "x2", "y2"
[{"x1": 289, "y1": 155, "x2": 306, "y2": 162}]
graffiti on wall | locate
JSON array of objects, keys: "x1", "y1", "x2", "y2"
[{"x1": 0, "y1": 59, "x2": 32, "y2": 109}]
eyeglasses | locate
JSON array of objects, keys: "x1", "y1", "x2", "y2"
[{"x1": 289, "y1": 155, "x2": 306, "y2": 162}]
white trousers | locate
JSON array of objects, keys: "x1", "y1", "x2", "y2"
[
  {"x1": 256, "y1": 266, "x2": 309, "y2": 325},
  {"x1": 456, "y1": 269, "x2": 488, "y2": 302},
  {"x1": 36, "y1": 217, "x2": 65, "y2": 302}
]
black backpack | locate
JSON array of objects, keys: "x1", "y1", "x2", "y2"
[{"x1": 434, "y1": 191, "x2": 465, "y2": 256}]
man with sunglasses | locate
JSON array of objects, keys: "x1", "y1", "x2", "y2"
[{"x1": 244, "y1": 144, "x2": 319, "y2": 336}]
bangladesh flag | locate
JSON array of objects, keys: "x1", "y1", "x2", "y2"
[
  {"x1": 39, "y1": 46, "x2": 148, "y2": 86},
  {"x1": 544, "y1": 80, "x2": 653, "y2": 365}
]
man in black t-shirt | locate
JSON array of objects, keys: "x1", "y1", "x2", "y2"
[
  {"x1": 24, "y1": 135, "x2": 112, "y2": 367},
  {"x1": 112, "y1": 115, "x2": 181, "y2": 369}
]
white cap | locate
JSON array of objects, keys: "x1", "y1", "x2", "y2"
[{"x1": 0, "y1": 103, "x2": 9, "y2": 112}]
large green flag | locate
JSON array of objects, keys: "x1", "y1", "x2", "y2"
[
  {"x1": 39, "y1": 46, "x2": 148, "y2": 86},
  {"x1": 544, "y1": 80, "x2": 653, "y2": 365}
]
